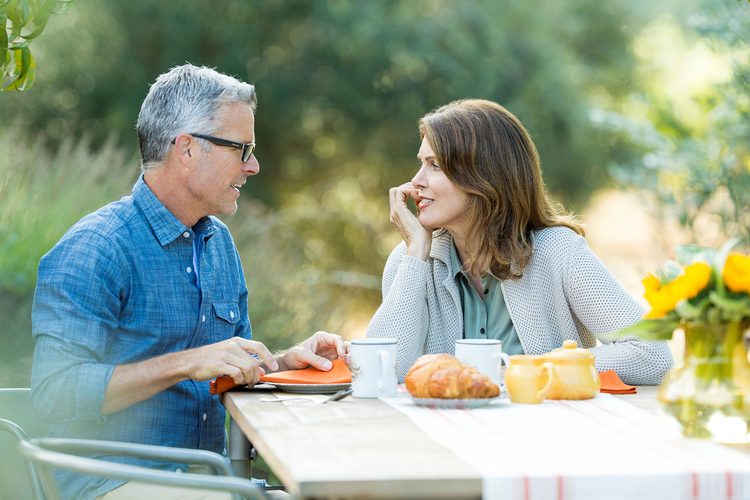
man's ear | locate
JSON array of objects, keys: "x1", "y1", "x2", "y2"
[{"x1": 173, "y1": 133, "x2": 195, "y2": 165}]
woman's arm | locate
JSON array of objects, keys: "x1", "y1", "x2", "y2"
[
  {"x1": 366, "y1": 242, "x2": 432, "y2": 380},
  {"x1": 564, "y1": 235, "x2": 673, "y2": 385}
]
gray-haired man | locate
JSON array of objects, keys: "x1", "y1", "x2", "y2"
[{"x1": 31, "y1": 64, "x2": 344, "y2": 499}]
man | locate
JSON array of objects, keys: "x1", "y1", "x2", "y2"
[{"x1": 31, "y1": 64, "x2": 345, "y2": 499}]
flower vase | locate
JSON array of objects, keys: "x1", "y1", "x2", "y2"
[{"x1": 658, "y1": 321, "x2": 750, "y2": 443}]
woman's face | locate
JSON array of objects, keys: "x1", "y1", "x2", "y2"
[{"x1": 411, "y1": 137, "x2": 470, "y2": 235}]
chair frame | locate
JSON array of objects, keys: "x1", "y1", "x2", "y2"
[
  {"x1": 0, "y1": 418, "x2": 45, "y2": 500},
  {"x1": 1, "y1": 387, "x2": 271, "y2": 500},
  {"x1": 19, "y1": 439, "x2": 269, "y2": 500},
  {"x1": 18, "y1": 438, "x2": 268, "y2": 500}
]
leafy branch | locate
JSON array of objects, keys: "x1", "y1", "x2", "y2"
[{"x1": 1, "y1": 0, "x2": 73, "y2": 91}]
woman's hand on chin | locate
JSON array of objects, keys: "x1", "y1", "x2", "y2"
[{"x1": 389, "y1": 182, "x2": 432, "y2": 260}]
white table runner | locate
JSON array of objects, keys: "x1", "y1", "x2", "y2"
[{"x1": 382, "y1": 394, "x2": 750, "y2": 500}]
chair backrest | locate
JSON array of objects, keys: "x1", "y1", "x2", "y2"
[
  {"x1": 0, "y1": 388, "x2": 48, "y2": 500},
  {"x1": 19, "y1": 439, "x2": 269, "y2": 500}
]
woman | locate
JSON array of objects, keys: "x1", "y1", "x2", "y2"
[{"x1": 367, "y1": 99, "x2": 672, "y2": 385}]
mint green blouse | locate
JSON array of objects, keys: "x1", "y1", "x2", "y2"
[{"x1": 449, "y1": 243, "x2": 523, "y2": 354}]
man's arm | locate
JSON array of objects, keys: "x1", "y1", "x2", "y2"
[
  {"x1": 104, "y1": 331, "x2": 347, "y2": 413},
  {"x1": 101, "y1": 337, "x2": 276, "y2": 414}
]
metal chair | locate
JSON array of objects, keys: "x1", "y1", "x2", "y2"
[
  {"x1": 0, "y1": 388, "x2": 50, "y2": 500},
  {"x1": 18, "y1": 438, "x2": 270, "y2": 500},
  {"x1": 0, "y1": 388, "x2": 269, "y2": 500},
  {"x1": 0, "y1": 417, "x2": 45, "y2": 500}
]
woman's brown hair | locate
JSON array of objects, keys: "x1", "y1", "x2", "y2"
[{"x1": 419, "y1": 99, "x2": 583, "y2": 280}]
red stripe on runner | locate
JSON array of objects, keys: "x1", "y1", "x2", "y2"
[
  {"x1": 558, "y1": 476, "x2": 565, "y2": 500},
  {"x1": 727, "y1": 471, "x2": 734, "y2": 499},
  {"x1": 692, "y1": 472, "x2": 699, "y2": 499},
  {"x1": 523, "y1": 476, "x2": 530, "y2": 500}
]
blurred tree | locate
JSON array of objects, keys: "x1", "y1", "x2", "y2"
[
  {"x1": 1, "y1": 0, "x2": 73, "y2": 91},
  {"x1": 606, "y1": 1, "x2": 750, "y2": 246}
]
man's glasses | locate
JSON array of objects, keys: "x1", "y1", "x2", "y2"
[{"x1": 173, "y1": 133, "x2": 256, "y2": 163}]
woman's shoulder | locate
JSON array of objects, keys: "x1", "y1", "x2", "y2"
[
  {"x1": 533, "y1": 225, "x2": 583, "y2": 243},
  {"x1": 531, "y1": 226, "x2": 587, "y2": 258}
]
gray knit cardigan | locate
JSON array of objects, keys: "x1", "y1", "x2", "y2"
[{"x1": 366, "y1": 227, "x2": 673, "y2": 385}]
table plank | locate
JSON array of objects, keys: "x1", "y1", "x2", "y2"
[{"x1": 224, "y1": 392, "x2": 481, "y2": 499}]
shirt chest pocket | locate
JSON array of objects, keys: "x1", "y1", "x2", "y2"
[{"x1": 210, "y1": 301, "x2": 241, "y2": 342}]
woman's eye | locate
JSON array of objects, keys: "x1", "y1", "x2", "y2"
[{"x1": 430, "y1": 162, "x2": 441, "y2": 171}]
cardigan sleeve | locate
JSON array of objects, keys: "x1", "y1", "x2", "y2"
[
  {"x1": 366, "y1": 242, "x2": 432, "y2": 381},
  {"x1": 563, "y1": 234, "x2": 673, "y2": 385}
]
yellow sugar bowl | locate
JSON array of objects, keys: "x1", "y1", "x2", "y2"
[
  {"x1": 505, "y1": 355, "x2": 556, "y2": 404},
  {"x1": 543, "y1": 340, "x2": 600, "y2": 400}
]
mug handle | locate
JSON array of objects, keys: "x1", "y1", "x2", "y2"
[
  {"x1": 377, "y1": 350, "x2": 392, "y2": 391},
  {"x1": 537, "y1": 362, "x2": 556, "y2": 400},
  {"x1": 493, "y1": 352, "x2": 511, "y2": 385}
]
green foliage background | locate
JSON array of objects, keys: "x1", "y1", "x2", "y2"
[{"x1": 1, "y1": 0, "x2": 747, "y2": 387}]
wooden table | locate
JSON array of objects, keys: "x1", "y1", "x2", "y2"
[{"x1": 223, "y1": 387, "x2": 750, "y2": 499}]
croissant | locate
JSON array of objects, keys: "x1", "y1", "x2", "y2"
[{"x1": 405, "y1": 354, "x2": 500, "y2": 399}]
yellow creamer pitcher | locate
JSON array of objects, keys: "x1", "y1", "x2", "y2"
[
  {"x1": 505, "y1": 355, "x2": 556, "y2": 404},
  {"x1": 543, "y1": 340, "x2": 600, "y2": 400}
]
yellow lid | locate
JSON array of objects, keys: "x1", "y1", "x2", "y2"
[{"x1": 545, "y1": 340, "x2": 595, "y2": 362}]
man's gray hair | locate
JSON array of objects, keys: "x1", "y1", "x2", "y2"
[{"x1": 136, "y1": 64, "x2": 257, "y2": 171}]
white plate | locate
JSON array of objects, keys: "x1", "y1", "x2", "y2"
[
  {"x1": 269, "y1": 382, "x2": 351, "y2": 394},
  {"x1": 410, "y1": 396, "x2": 502, "y2": 409}
]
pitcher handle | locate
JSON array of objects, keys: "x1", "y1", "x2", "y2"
[{"x1": 537, "y1": 362, "x2": 556, "y2": 400}]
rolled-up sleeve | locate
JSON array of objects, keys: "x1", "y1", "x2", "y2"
[{"x1": 31, "y1": 229, "x2": 122, "y2": 423}]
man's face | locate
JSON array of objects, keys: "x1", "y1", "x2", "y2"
[{"x1": 186, "y1": 102, "x2": 259, "y2": 218}]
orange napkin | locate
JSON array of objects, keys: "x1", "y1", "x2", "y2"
[
  {"x1": 598, "y1": 370, "x2": 637, "y2": 394},
  {"x1": 260, "y1": 358, "x2": 351, "y2": 384},
  {"x1": 210, "y1": 376, "x2": 240, "y2": 395},
  {"x1": 210, "y1": 358, "x2": 350, "y2": 395}
]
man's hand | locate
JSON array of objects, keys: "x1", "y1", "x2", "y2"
[
  {"x1": 183, "y1": 337, "x2": 277, "y2": 386},
  {"x1": 275, "y1": 331, "x2": 347, "y2": 372}
]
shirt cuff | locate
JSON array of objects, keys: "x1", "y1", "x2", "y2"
[{"x1": 75, "y1": 362, "x2": 116, "y2": 421}]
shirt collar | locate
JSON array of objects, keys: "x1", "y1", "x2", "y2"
[
  {"x1": 132, "y1": 175, "x2": 191, "y2": 247},
  {"x1": 448, "y1": 239, "x2": 468, "y2": 279},
  {"x1": 435, "y1": 232, "x2": 501, "y2": 281},
  {"x1": 193, "y1": 216, "x2": 217, "y2": 240}
]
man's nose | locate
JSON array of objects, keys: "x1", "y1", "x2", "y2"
[{"x1": 244, "y1": 155, "x2": 260, "y2": 175}]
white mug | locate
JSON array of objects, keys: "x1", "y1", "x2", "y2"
[
  {"x1": 350, "y1": 338, "x2": 398, "y2": 398},
  {"x1": 454, "y1": 339, "x2": 511, "y2": 387}
]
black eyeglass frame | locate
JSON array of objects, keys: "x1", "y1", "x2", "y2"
[{"x1": 173, "y1": 133, "x2": 256, "y2": 163}]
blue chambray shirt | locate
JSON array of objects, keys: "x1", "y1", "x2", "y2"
[{"x1": 31, "y1": 175, "x2": 251, "y2": 499}]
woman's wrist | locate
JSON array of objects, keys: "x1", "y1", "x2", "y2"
[{"x1": 406, "y1": 238, "x2": 431, "y2": 260}]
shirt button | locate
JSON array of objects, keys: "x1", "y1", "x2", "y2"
[
  {"x1": 183, "y1": 231, "x2": 190, "y2": 238},
  {"x1": 484, "y1": 288, "x2": 489, "y2": 295},
  {"x1": 229, "y1": 311, "x2": 235, "y2": 319},
  {"x1": 186, "y1": 266, "x2": 192, "y2": 274},
  {"x1": 202, "y1": 315, "x2": 206, "y2": 323},
  {"x1": 480, "y1": 328, "x2": 486, "y2": 335},
  {"x1": 202, "y1": 413, "x2": 207, "y2": 421}
]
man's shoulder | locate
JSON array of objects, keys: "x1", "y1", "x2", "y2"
[{"x1": 60, "y1": 196, "x2": 138, "y2": 246}]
